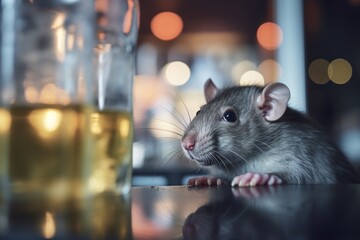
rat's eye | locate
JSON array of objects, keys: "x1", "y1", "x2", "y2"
[
  {"x1": 196, "y1": 110, "x2": 200, "y2": 116},
  {"x1": 222, "y1": 109, "x2": 237, "y2": 123}
]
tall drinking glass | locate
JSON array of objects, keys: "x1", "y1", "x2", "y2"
[
  {"x1": 0, "y1": 0, "x2": 13, "y2": 202},
  {"x1": 90, "y1": 0, "x2": 139, "y2": 195},
  {"x1": 2, "y1": 0, "x2": 95, "y2": 199}
]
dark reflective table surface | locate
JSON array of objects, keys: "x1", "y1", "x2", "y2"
[{"x1": 2, "y1": 184, "x2": 360, "y2": 239}]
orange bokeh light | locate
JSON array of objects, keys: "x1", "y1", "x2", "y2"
[
  {"x1": 150, "y1": 12, "x2": 183, "y2": 41},
  {"x1": 257, "y1": 22, "x2": 283, "y2": 50}
]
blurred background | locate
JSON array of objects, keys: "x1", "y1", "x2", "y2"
[{"x1": 132, "y1": 0, "x2": 360, "y2": 186}]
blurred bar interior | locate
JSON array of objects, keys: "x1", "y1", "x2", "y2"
[{"x1": 132, "y1": 0, "x2": 360, "y2": 186}]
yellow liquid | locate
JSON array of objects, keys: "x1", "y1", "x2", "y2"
[
  {"x1": 90, "y1": 110, "x2": 133, "y2": 194},
  {"x1": 9, "y1": 105, "x2": 94, "y2": 198},
  {"x1": 0, "y1": 108, "x2": 11, "y2": 200}
]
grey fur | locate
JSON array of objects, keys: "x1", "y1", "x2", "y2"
[{"x1": 182, "y1": 85, "x2": 360, "y2": 184}]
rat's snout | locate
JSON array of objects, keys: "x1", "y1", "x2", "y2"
[{"x1": 182, "y1": 135, "x2": 196, "y2": 151}]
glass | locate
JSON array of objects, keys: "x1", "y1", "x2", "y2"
[
  {"x1": 90, "y1": 0, "x2": 139, "y2": 195},
  {"x1": 0, "y1": 1, "x2": 11, "y2": 208},
  {"x1": 1, "y1": 0, "x2": 95, "y2": 199}
]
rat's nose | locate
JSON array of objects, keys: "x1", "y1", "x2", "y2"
[{"x1": 182, "y1": 135, "x2": 196, "y2": 151}]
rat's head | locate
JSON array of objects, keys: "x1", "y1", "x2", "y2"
[{"x1": 181, "y1": 79, "x2": 290, "y2": 170}]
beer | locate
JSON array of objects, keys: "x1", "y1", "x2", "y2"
[
  {"x1": 0, "y1": 108, "x2": 11, "y2": 198},
  {"x1": 9, "y1": 104, "x2": 94, "y2": 198},
  {"x1": 90, "y1": 110, "x2": 132, "y2": 194}
]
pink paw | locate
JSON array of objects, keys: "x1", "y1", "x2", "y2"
[
  {"x1": 231, "y1": 173, "x2": 282, "y2": 187},
  {"x1": 187, "y1": 176, "x2": 227, "y2": 187}
]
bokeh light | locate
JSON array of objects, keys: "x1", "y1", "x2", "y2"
[
  {"x1": 240, "y1": 70, "x2": 265, "y2": 86},
  {"x1": 231, "y1": 60, "x2": 256, "y2": 83},
  {"x1": 328, "y1": 58, "x2": 352, "y2": 84},
  {"x1": 0, "y1": 109, "x2": 11, "y2": 134},
  {"x1": 25, "y1": 86, "x2": 39, "y2": 103},
  {"x1": 309, "y1": 58, "x2": 353, "y2": 85},
  {"x1": 258, "y1": 59, "x2": 282, "y2": 84},
  {"x1": 42, "y1": 212, "x2": 56, "y2": 239},
  {"x1": 162, "y1": 61, "x2": 191, "y2": 86},
  {"x1": 257, "y1": 22, "x2": 283, "y2": 50},
  {"x1": 151, "y1": 12, "x2": 183, "y2": 41},
  {"x1": 28, "y1": 109, "x2": 63, "y2": 139},
  {"x1": 308, "y1": 59, "x2": 330, "y2": 84}
]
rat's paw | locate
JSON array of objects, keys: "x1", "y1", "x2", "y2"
[
  {"x1": 231, "y1": 173, "x2": 282, "y2": 187},
  {"x1": 187, "y1": 176, "x2": 227, "y2": 187}
]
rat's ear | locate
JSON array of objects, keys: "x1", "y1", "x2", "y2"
[
  {"x1": 256, "y1": 82, "x2": 290, "y2": 122},
  {"x1": 204, "y1": 79, "x2": 218, "y2": 103}
]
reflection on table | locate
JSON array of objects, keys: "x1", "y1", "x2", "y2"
[
  {"x1": 0, "y1": 192, "x2": 131, "y2": 240},
  {"x1": 133, "y1": 185, "x2": 360, "y2": 240},
  {"x1": 2, "y1": 184, "x2": 360, "y2": 239}
]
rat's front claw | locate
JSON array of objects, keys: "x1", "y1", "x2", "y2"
[
  {"x1": 232, "y1": 173, "x2": 282, "y2": 187},
  {"x1": 267, "y1": 175, "x2": 283, "y2": 185},
  {"x1": 187, "y1": 176, "x2": 227, "y2": 187}
]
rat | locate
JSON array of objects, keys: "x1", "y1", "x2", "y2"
[{"x1": 181, "y1": 79, "x2": 360, "y2": 187}]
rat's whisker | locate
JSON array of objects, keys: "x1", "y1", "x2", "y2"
[
  {"x1": 229, "y1": 139, "x2": 267, "y2": 157},
  {"x1": 212, "y1": 150, "x2": 235, "y2": 175},
  {"x1": 174, "y1": 91, "x2": 192, "y2": 125},
  {"x1": 254, "y1": 140, "x2": 274, "y2": 151},
  {"x1": 251, "y1": 143, "x2": 265, "y2": 154},
  {"x1": 223, "y1": 147, "x2": 250, "y2": 166},
  {"x1": 141, "y1": 127, "x2": 183, "y2": 137},
  {"x1": 156, "y1": 136, "x2": 182, "y2": 142},
  {"x1": 160, "y1": 147, "x2": 184, "y2": 169},
  {"x1": 209, "y1": 153, "x2": 223, "y2": 173},
  {"x1": 151, "y1": 118, "x2": 186, "y2": 133},
  {"x1": 160, "y1": 104, "x2": 189, "y2": 130}
]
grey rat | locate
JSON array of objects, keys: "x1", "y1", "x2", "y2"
[{"x1": 181, "y1": 79, "x2": 360, "y2": 187}]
